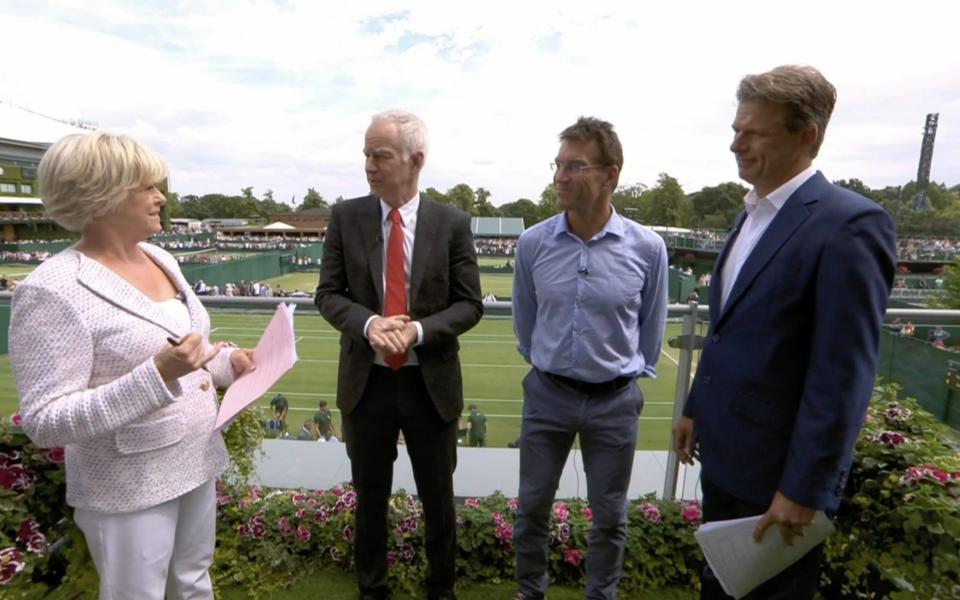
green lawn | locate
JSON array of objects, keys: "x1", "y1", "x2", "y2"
[
  {"x1": 264, "y1": 271, "x2": 515, "y2": 300},
  {"x1": 0, "y1": 312, "x2": 688, "y2": 450},
  {"x1": 217, "y1": 568, "x2": 691, "y2": 599}
]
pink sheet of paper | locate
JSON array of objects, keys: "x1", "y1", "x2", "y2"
[{"x1": 215, "y1": 303, "x2": 298, "y2": 430}]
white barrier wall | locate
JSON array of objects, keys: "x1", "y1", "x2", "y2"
[{"x1": 253, "y1": 440, "x2": 702, "y2": 500}]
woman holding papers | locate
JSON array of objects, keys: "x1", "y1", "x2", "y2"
[{"x1": 9, "y1": 132, "x2": 254, "y2": 600}]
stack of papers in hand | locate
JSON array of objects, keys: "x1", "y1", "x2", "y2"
[
  {"x1": 215, "y1": 303, "x2": 299, "y2": 430},
  {"x1": 693, "y1": 511, "x2": 835, "y2": 599}
]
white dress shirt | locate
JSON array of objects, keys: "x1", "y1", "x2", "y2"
[{"x1": 720, "y1": 166, "x2": 817, "y2": 308}]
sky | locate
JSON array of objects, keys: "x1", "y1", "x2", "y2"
[{"x1": 2, "y1": 0, "x2": 958, "y2": 207}]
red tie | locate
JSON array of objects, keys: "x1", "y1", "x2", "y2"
[{"x1": 384, "y1": 208, "x2": 408, "y2": 370}]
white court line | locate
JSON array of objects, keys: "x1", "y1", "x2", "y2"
[
  {"x1": 214, "y1": 333, "x2": 339, "y2": 340},
  {"x1": 660, "y1": 349, "x2": 679, "y2": 366},
  {"x1": 212, "y1": 326, "x2": 518, "y2": 340},
  {"x1": 293, "y1": 358, "x2": 529, "y2": 369},
  {"x1": 282, "y1": 407, "x2": 671, "y2": 420},
  {"x1": 260, "y1": 391, "x2": 672, "y2": 406},
  {"x1": 212, "y1": 331, "x2": 521, "y2": 345},
  {"x1": 210, "y1": 327, "x2": 219, "y2": 333}
]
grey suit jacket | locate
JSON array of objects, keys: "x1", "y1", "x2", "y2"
[
  {"x1": 315, "y1": 195, "x2": 483, "y2": 422},
  {"x1": 10, "y1": 243, "x2": 232, "y2": 513}
]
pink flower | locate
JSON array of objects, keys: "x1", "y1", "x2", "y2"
[
  {"x1": 0, "y1": 464, "x2": 36, "y2": 493},
  {"x1": 10, "y1": 413, "x2": 22, "y2": 427},
  {"x1": 277, "y1": 516, "x2": 294, "y2": 536},
  {"x1": 237, "y1": 524, "x2": 251, "y2": 538},
  {"x1": 563, "y1": 548, "x2": 583, "y2": 567},
  {"x1": 868, "y1": 431, "x2": 910, "y2": 445},
  {"x1": 330, "y1": 547, "x2": 342, "y2": 561},
  {"x1": 291, "y1": 493, "x2": 307, "y2": 505},
  {"x1": 507, "y1": 497, "x2": 519, "y2": 510},
  {"x1": 343, "y1": 525, "x2": 354, "y2": 543},
  {"x1": 295, "y1": 526, "x2": 311, "y2": 543},
  {"x1": 314, "y1": 508, "x2": 329, "y2": 524},
  {"x1": 330, "y1": 486, "x2": 344, "y2": 497},
  {"x1": 465, "y1": 498, "x2": 480, "y2": 507},
  {"x1": 682, "y1": 501, "x2": 702, "y2": 525},
  {"x1": 16, "y1": 518, "x2": 45, "y2": 554},
  {"x1": 396, "y1": 516, "x2": 418, "y2": 534},
  {"x1": 46, "y1": 448, "x2": 65, "y2": 464},
  {"x1": 883, "y1": 403, "x2": 912, "y2": 423},
  {"x1": 553, "y1": 502, "x2": 570, "y2": 522},
  {"x1": 900, "y1": 465, "x2": 958, "y2": 487},
  {"x1": 581, "y1": 507, "x2": 593, "y2": 521},
  {"x1": 295, "y1": 509, "x2": 306, "y2": 519},
  {"x1": 387, "y1": 550, "x2": 399, "y2": 567},
  {"x1": 640, "y1": 502, "x2": 662, "y2": 524},
  {"x1": 341, "y1": 491, "x2": 357, "y2": 509},
  {"x1": 0, "y1": 547, "x2": 25, "y2": 584},
  {"x1": 405, "y1": 494, "x2": 417, "y2": 509},
  {"x1": 495, "y1": 522, "x2": 514, "y2": 543},
  {"x1": 400, "y1": 543, "x2": 415, "y2": 561},
  {"x1": 250, "y1": 521, "x2": 265, "y2": 539}
]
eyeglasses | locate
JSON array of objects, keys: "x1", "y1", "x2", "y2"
[{"x1": 550, "y1": 160, "x2": 607, "y2": 175}]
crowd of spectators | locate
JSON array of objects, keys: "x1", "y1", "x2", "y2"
[
  {"x1": 475, "y1": 238, "x2": 516, "y2": 256},
  {"x1": 191, "y1": 279, "x2": 312, "y2": 298},
  {"x1": 898, "y1": 237, "x2": 960, "y2": 262},
  {"x1": 0, "y1": 250, "x2": 51, "y2": 263}
]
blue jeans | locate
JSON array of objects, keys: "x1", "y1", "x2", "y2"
[{"x1": 514, "y1": 368, "x2": 643, "y2": 600}]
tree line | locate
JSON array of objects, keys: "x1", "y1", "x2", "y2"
[{"x1": 164, "y1": 177, "x2": 960, "y2": 236}]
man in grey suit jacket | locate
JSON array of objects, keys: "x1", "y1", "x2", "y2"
[{"x1": 315, "y1": 109, "x2": 483, "y2": 600}]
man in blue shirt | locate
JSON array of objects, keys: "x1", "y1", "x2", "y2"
[{"x1": 511, "y1": 117, "x2": 669, "y2": 600}]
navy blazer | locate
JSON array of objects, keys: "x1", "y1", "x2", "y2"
[{"x1": 683, "y1": 172, "x2": 896, "y2": 511}]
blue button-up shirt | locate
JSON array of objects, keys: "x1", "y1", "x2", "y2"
[{"x1": 513, "y1": 208, "x2": 669, "y2": 382}]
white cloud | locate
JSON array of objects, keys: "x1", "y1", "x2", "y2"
[{"x1": 1, "y1": 0, "x2": 958, "y2": 206}]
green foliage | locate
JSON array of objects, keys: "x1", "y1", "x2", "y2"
[
  {"x1": 211, "y1": 485, "x2": 703, "y2": 598},
  {"x1": 687, "y1": 181, "x2": 748, "y2": 229},
  {"x1": 537, "y1": 184, "x2": 558, "y2": 222},
  {"x1": 221, "y1": 399, "x2": 266, "y2": 484},
  {"x1": 498, "y1": 198, "x2": 539, "y2": 226},
  {"x1": 0, "y1": 414, "x2": 86, "y2": 598},
  {"x1": 297, "y1": 187, "x2": 328, "y2": 212},
  {"x1": 932, "y1": 259, "x2": 960, "y2": 310},
  {"x1": 611, "y1": 183, "x2": 647, "y2": 221},
  {"x1": 822, "y1": 383, "x2": 960, "y2": 598},
  {"x1": 172, "y1": 188, "x2": 293, "y2": 222},
  {"x1": 4, "y1": 382, "x2": 959, "y2": 598},
  {"x1": 642, "y1": 173, "x2": 689, "y2": 227}
]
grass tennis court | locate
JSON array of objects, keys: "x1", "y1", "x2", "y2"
[{"x1": 0, "y1": 310, "x2": 691, "y2": 451}]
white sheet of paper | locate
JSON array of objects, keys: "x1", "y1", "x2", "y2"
[
  {"x1": 214, "y1": 303, "x2": 298, "y2": 430},
  {"x1": 694, "y1": 511, "x2": 835, "y2": 599}
]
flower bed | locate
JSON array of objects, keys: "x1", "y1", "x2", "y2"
[{"x1": 2, "y1": 383, "x2": 958, "y2": 598}]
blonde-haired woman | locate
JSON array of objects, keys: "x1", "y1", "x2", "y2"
[{"x1": 9, "y1": 132, "x2": 254, "y2": 599}]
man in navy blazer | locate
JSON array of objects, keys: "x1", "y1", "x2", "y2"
[{"x1": 673, "y1": 65, "x2": 896, "y2": 599}]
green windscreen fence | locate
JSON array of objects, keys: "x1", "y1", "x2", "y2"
[
  {"x1": 876, "y1": 330, "x2": 960, "y2": 428},
  {"x1": 0, "y1": 241, "x2": 73, "y2": 254},
  {"x1": 180, "y1": 252, "x2": 286, "y2": 288}
]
